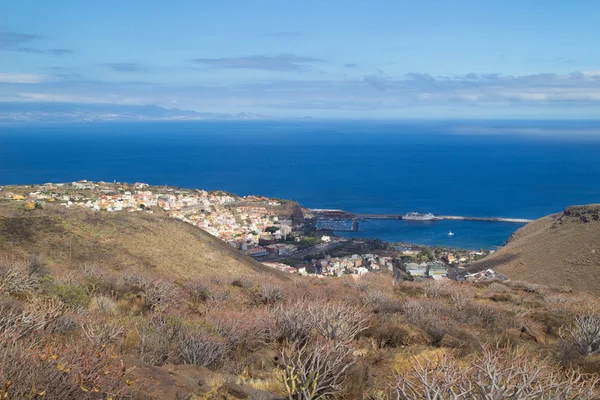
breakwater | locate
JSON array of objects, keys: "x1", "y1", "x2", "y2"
[{"x1": 311, "y1": 209, "x2": 532, "y2": 224}]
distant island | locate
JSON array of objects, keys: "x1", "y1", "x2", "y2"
[{"x1": 0, "y1": 102, "x2": 267, "y2": 122}]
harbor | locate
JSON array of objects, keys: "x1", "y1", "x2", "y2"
[{"x1": 310, "y1": 209, "x2": 532, "y2": 232}]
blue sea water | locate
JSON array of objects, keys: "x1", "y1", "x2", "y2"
[{"x1": 1, "y1": 120, "x2": 600, "y2": 249}]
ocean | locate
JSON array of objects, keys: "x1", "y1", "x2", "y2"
[{"x1": 2, "y1": 120, "x2": 600, "y2": 249}]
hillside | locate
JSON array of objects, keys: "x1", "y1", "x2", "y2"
[
  {"x1": 469, "y1": 204, "x2": 600, "y2": 295},
  {"x1": 0, "y1": 202, "x2": 598, "y2": 399},
  {"x1": 0, "y1": 202, "x2": 283, "y2": 279}
]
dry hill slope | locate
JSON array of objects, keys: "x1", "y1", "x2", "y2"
[
  {"x1": 469, "y1": 204, "x2": 600, "y2": 295},
  {"x1": 0, "y1": 203, "x2": 285, "y2": 279}
]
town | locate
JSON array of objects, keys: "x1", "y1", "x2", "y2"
[{"x1": 0, "y1": 180, "x2": 498, "y2": 281}]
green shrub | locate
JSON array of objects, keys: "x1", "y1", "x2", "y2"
[{"x1": 47, "y1": 284, "x2": 90, "y2": 309}]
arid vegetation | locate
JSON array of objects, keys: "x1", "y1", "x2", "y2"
[
  {"x1": 469, "y1": 204, "x2": 600, "y2": 296},
  {"x1": 0, "y1": 252, "x2": 599, "y2": 399}
]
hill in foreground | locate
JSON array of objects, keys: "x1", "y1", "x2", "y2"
[
  {"x1": 0, "y1": 202, "x2": 283, "y2": 279},
  {"x1": 0, "y1": 203, "x2": 598, "y2": 399},
  {"x1": 469, "y1": 204, "x2": 600, "y2": 295}
]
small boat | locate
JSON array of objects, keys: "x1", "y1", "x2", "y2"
[{"x1": 448, "y1": 231, "x2": 455, "y2": 236}]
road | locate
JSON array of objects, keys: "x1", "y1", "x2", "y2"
[{"x1": 253, "y1": 239, "x2": 347, "y2": 262}]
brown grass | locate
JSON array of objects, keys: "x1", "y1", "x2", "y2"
[
  {"x1": 469, "y1": 204, "x2": 600, "y2": 295},
  {"x1": 0, "y1": 202, "x2": 287, "y2": 280}
]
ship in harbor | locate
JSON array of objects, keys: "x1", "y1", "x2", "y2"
[{"x1": 403, "y1": 211, "x2": 437, "y2": 221}]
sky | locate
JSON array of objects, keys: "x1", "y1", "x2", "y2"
[{"x1": 1, "y1": 0, "x2": 600, "y2": 119}]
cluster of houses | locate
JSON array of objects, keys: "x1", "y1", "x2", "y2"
[
  {"x1": 312, "y1": 253, "x2": 394, "y2": 277},
  {"x1": 405, "y1": 261, "x2": 449, "y2": 280},
  {"x1": 0, "y1": 181, "x2": 293, "y2": 255}
]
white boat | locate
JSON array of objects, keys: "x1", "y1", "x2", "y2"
[
  {"x1": 403, "y1": 212, "x2": 436, "y2": 221},
  {"x1": 448, "y1": 231, "x2": 455, "y2": 236}
]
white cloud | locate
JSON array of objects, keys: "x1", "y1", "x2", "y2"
[
  {"x1": 0, "y1": 72, "x2": 48, "y2": 83},
  {"x1": 15, "y1": 92, "x2": 145, "y2": 104},
  {"x1": 582, "y1": 70, "x2": 600, "y2": 78}
]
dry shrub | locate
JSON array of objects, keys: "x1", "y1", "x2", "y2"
[
  {"x1": 310, "y1": 301, "x2": 370, "y2": 343},
  {"x1": 358, "y1": 288, "x2": 402, "y2": 314},
  {"x1": 231, "y1": 278, "x2": 252, "y2": 288},
  {"x1": 0, "y1": 263, "x2": 38, "y2": 297},
  {"x1": 28, "y1": 255, "x2": 51, "y2": 279},
  {"x1": 177, "y1": 328, "x2": 228, "y2": 368},
  {"x1": 458, "y1": 301, "x2": 522, "y2": 331},
  {"x1": 367, "y1": 318, "x2": 432, "y2": 348},
  {"x1": 82, "y1": 266, "x2": 121, "y2": 297},
  {"x1": 88, "y1": 295, "x2": 118, "y2": 315},
  {"x1": 507, "y1": 280, "x2": 548, "y2": 295},
  {"x1": 0, "y1": 297, "x2": 65, "y2": 340},
  {"x1": 530, "y1": 309, "x2": 570, "y2": 335},
  {"x1": 272, "y1": 301, "x2": 314, "y2": 343},
  {"x1": 205, "y1": 286, "x2": 231, "y2": 310},
  {"x1": 448, "y1": 283, "x2": 472, "y2": 311},
  {"x1": 560, "y1": 312, "x2": 600, "y2": 356},
  {"x1": 422, "y1": 280, "x2": 454, "y2": 299},
  {"x1": 207, "y1": 308, "x2": 276, "y2": 352},
  {"x1": 248, "y1": 283, "x2": 285, "y2": 306},
  {"x1": 81, "y1": 320, "x2": 124, "y2": 346},
  {"x1": 183, "y1": 280, "x2": 211, "y2": 303},
  {"x1": 47, "y1": 314, "x2": 80, "y2": 335},
  {"x1": 272, "y1": 300, "x2": 370, "y2": 344},
  {"x1": 0, "y1": 340, "x2": 143, "y2": 399},
  {"x1": 401, "y1": 299, "x2": 459, "y2": 343},
  {"x1": 281, "y1": 338, "x2": 355, "y2": 399},
  {"x1": 132, "y1": 313, "x2": 227, "y2": 368},
  {"x1": 394, "y1": 348, "x2": 600, "y2": 399},
  {"x1": 133, "y1": 314, "x2": 184, "y2": 366}
]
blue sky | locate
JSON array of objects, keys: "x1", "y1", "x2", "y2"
[{"x1": 1, "y1": 0, "x2": 600, "y2": 118}]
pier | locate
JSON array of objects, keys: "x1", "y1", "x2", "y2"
[{"x1": 310, "y1": 209, "x2": 532, "y2": 231}]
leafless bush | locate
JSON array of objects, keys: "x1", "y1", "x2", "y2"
[
  {"x1": 143, "y1": 279, "x2": 178, "y2": 311},
  {"x1": 560, "y1": 313, "x2": 600, "y2": 356},
  {"x1": 507, "y1": 280, "x2": 548, "y2": 295},
  {"x1": 422, "y1": 280, "x2": 454, "y2": 299},
  {"x1": 133, "y1": 314, "x2": 184, "y2": 366},
  {"x1": 205, "y1": 287, "x2": 231, "y2": 310},
  {"x1": 121, "y1": 275, "x2": 177, "y2": 311},
  {"x1": 27, "y1": 255, "x2": 51, "y2": 278},
  {"x1": 82, "y1": 266, "x2": 120, "y2": 297},
  {"x1": 183, "y1": 280, "x2": 211, "y2": 302},
  {"x1": 401, "y1": 299, "x2": 459, "y2": 343},
  {"x1": 207, "y1": 309, "x2": 276, "y2": 352},
  {"x1": 393, "y1": 348, "x2": 600, "y2": 400},
  {"x1": 359, "y1": 288, "x2": 393, "y2": 310},
  {"x1": 0, "y1": 339, "x2": 141, "y2": 399},
  {"x1": 0, "y1": 264, "x2": 38, "y2": 296},
  {"x1": 0, "y1": 297, "x2": 65, "y2": 340},
  {"x1": 469, "y1": 349, "x2": 598, "y2": 399},
  {"x1": 458, "y1": 301, "x2": 522, "y2": 331},
  {"x1": 394, "y1": 354, "x2": 470, "y2": 400},
  {"x1": 310, "y1": 301, "x2": 370, "y2": 343},
  {"x1": 88, "y1": 295, "x2": 118, "y2": 315},
  {"x1": 281, "y1": 339, "x2": 355, "y2": 400},
  {"x1": 449, "y1": 290, "x2": 470, "y2": 312},
  {"x1": 47, "y1": 314, "x2": 80, "y2": 335},
  {"x1": 273, "y1": 301, "x2": 314, "y2": 343},
  {"x1": 81, "y1": 321, "x2": 124, "y2": 345},
  {"x1": 178, "y1": 329, "x2": 228, "y2": 368},
  {"x1": 231, "y1": 278, "x2": 252, "y2": 288},
  {"x1": 249, "y1": 283, "x2": 285, "y2": 306}
]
